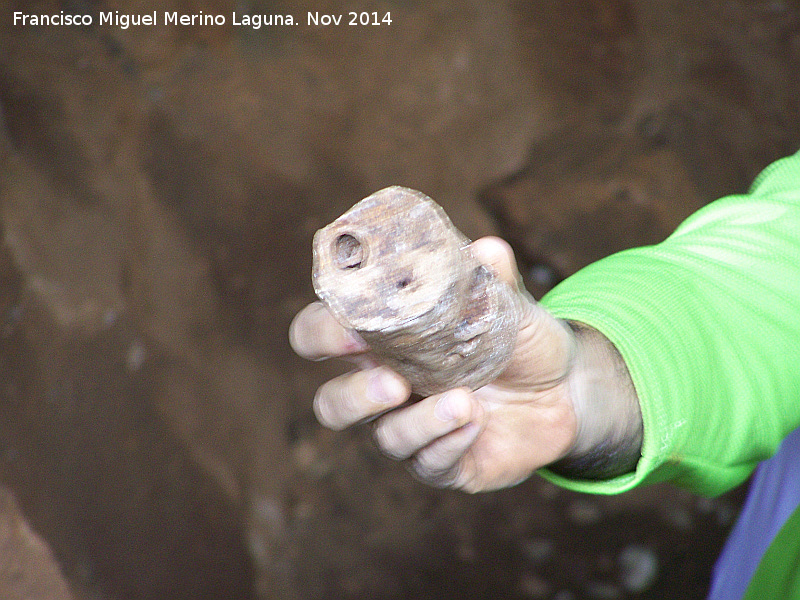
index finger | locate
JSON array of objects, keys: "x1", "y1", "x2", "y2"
[{"x1": 289, "y1": 301, "x2": 368, "y2": 361}]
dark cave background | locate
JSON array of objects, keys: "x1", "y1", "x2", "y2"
[{"x1": 1, "y1": 1, "x2": 798, "y2": 599}]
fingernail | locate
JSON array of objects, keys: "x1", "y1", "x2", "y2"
[
  {"x1": 368, "y1": 368, "x2": 404, "y2": 404},
  {"x1": 434, "y1": 393, "x2": 460, "y2": 422}
]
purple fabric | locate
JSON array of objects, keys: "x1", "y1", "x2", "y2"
[{"x1": 707, "y1": 426, "x2": 800, "y2": 600}]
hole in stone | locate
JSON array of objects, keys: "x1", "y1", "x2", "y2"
[
  {"x1": 397, "y1": 278, "x2": 411, "y2": 289},
  {"x1": 333, "y1": 234, "x2": 364, "y2": 269}
]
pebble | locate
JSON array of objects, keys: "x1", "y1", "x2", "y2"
[
  {"x1": 618, "y1": 544, "x2": 659, "y2": 593},
  {"x1": 567, "y1": 498, "x2": 603, "y2": 525},
  {"x1": 520, "y1": 537, "x2": 554, "y2": 564}
]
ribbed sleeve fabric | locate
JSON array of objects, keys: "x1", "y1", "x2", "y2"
[{"x1": 538, "y1": 151, "x2": 800, "y2": 497}]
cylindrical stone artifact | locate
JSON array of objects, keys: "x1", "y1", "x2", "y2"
[{"x1": 312, "y1": 186, "x2": 522, "y2": 396}]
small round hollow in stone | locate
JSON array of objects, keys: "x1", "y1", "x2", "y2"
[{"x1": 333, "y1": 233, "x2": 364, "y2": 269}]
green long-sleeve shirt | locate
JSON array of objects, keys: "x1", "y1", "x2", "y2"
[
  {"x1": 540, "y1": 151, "x2": 800, "y2": 497},
  {"x1": 538, "y1": 150, "x2": 800, "y2": 598}
]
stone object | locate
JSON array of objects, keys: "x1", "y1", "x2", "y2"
[{"x1": 312, "y1": 186, "x2": 521, "y2": 396}]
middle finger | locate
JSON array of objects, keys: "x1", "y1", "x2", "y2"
[
  {"x1": 314, "y1": 366, "x2": 410, "y2": 430},
  {"x1": 373, "y1": 388, "x2": 483, "y2": 459}
]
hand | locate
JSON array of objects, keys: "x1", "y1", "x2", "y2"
[{"x1": 290, "y1": 237, "x2": 642, "y2": 492}]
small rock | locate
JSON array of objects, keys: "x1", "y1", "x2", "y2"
[
  {"x1": 618, "y1": 544, "x2": 659, "y2": 593},
  {"x1": 567, "y1": 498, "x2": 603, "y2": 525},
  {"x1": 520, "y1": 537, "x2": 554, "y2": 564}
]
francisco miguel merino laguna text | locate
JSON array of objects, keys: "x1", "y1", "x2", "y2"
[{"x1": 13, "y1": 10, "x2": 393, "y2": 29}]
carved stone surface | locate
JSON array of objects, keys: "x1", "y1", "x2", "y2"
[{"x1": 312, "y1": 186, "x2": 521, "y2": 395}]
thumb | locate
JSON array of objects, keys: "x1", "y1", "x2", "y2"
[
  {"x1": 470, "y1": 237, "x2": 573, "y2": 388},
  {"x1": 469, "y1": 236, "x2": 524, "y2": 291}
]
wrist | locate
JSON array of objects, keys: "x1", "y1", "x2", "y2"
[{"x1": 549, "y1": 321, "x2": 643, "y2": 480}]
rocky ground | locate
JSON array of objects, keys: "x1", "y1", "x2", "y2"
[{"x1": 1, "y1": 0, "x2": 799, "y2": 599}]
